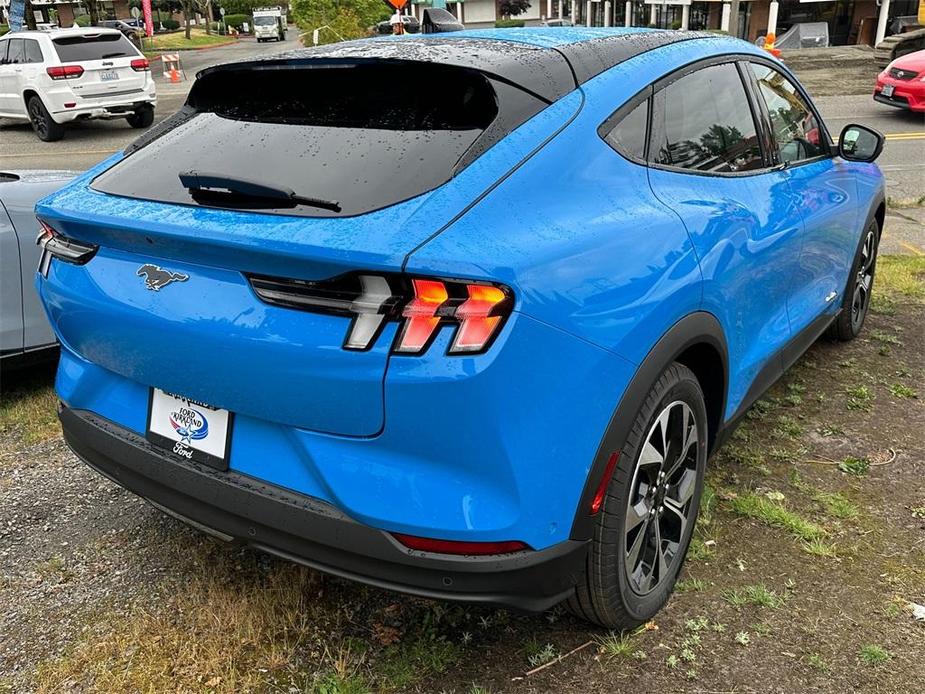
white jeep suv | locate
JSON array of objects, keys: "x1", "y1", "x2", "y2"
[{"x1": 0, "y1": 28, "x2": 157, "y2": 141}]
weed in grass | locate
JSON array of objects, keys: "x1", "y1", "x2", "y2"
[
  {"x1": 802, "y1": 539, "x2": 839, "y2": 558},
  {"x1": 685, "y1": 616, "x2": 710, "y2": 632},
  {"x1": 681, "y1": 634, "x2": 701, "y2": 649},
  {"x1": 666, "y1": 654, "x2": 680, "y2": 669},
  {"x1": 699, "y1": 484, "x2": 717, "y2": 526},
  {"x1": 525, "y1": 642, "x2": 557, "y2": 668},
  {"x1": 469, "y1": 686, "x2": 492, "y2": 694},
  {"x1": 878, "y1": 345, "x2": 891, "y2": 356},
  {"x1": 710, "y1": 622, "x2": 727, "y2": 633},
  {"x1": 870, "y1": 330, "x2": 902, "y2": 346},
  {"x1": 910, "y1": 506, "x2": 925, "y2": 519},
  {"x1": 845, "y1": 385, "x2": 874, "y2": 411},
  {"x1": 676, "y1": 578, "x2": 707, "y2": 593},
  {"x1": 889, "y1": 383, "x2": 918, "y2": 399},
  {"x1": 807, "y1": 653, "x2": 828, "y2": 671},
  {"x1": 723, "y1": 584, "x2": 784, "y2": 609},
  {"x1": 837, "y1": 357, "x2": 856, "y2": 369},
  {"x1": 818, "y1": 424, "x2": 844, "y2": 437},
  {"x1": 687, "y1": 536, "x2": 715, "y2": 561},
  {"x1": 859, "y1": 644, "x2": 891, "y2": 666},
  {"x1": 838, "y1": 456, "x2": 870, "y2": 476},
  {"x1": 316, "y1": 673, "x2": 371, "y2": 694},
  {"x1": 685, "y1": 669, "x2": 698, "y2": 680},
  {"x1": 597, "y1": 629, "x2": 642, "y2": 660},
  {"x1": 0, "y1": 366, "x2": 59, "y2": 446},
  {"x1": 679, "y1": 648, "x2": 697, "y2": 663},
  {"x1": 729, "y1": 492, "x2": 825, "y2": 542},
  {"x1": 790, "y1": 476, "x2": 859, "y2": 519},
  {"x1": 775, "y1": 415, "x2": 804, "y2": 439},
  {"x1": 632, "y1": 650, "x2": 647, "y2": 660},
  {"x1": 746, "y1": 398, "x2": 775, "y2": 420},
  {"x1": 735, "y1": 631, "x2": 751, "y2": 646},
  {"x1": 751, "y1": 623, "x2": 772, "y2": 637}
]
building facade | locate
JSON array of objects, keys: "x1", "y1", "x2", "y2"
[{"x1": 407, "y1": 0, "x2": 922, "y2": 47}]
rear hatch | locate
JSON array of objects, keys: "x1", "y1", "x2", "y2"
[
  {"x1": 38, "y1": 47, "x2": 578, "y2": 437},
  {"x1": 51, "y1": 32, "x2": 147, "y2": 102}
]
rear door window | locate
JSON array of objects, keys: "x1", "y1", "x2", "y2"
[
  {"x1": 52, "y1": 33, "x2": 138, "y2": 62},
  {"x1": 91, "y1": 62, "x2": 547, "y2": 218},
  {"x1": 23, "y1": 39, "x2": 43, "y2": 64},
  {"x1": 653, "y1": 62, "x2": 764, "y2": 174},
  {"x1": 5, "y1": 39, "x2": 25, "y2": 65}
]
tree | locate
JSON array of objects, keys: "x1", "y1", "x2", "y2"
[
  {"x1": 497, "y1": 0, "x2": 531, "y2": 18},
  {"x1": 290, "y1": 0, "x2": 390, "y2": 44}
]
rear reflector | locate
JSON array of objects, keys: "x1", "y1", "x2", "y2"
[
  {"x1": 131, "y1": 58, "x2": 150, "y2": 72},
  {"x1": 590, "y1": 452, "x2": 620, "y2": 514},
  {"x1": 248, "y1": 272, "x2": 513, "y2": 356},
  {"x1": 46, "y1": 65, "x2": 84, "y2": 80},
  {"x1": 393, "y1": 533, "x2": 530, "y2": 556}
]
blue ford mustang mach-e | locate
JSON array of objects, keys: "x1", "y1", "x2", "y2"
[{"x1": 35, "y1": 28, "x2": 885, "y2": 628}]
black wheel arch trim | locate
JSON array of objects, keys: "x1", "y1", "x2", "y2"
[{"x1": 569, "y1": 311, "x2": 728, "y2": 541}]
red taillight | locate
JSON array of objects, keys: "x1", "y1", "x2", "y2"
[
  {"x1": 248, "y1": 273, "x2": 513, "y2": 356},
  {"x1": 590, "y1": 452, "x2": 620, "y2": 514},
  {"x1": 46, "y1": 65, "x2": 84, "y2": 80},
  {"x1": 395, "y1": 279, "x2": 449, "y2": 353},
  {"x1": 393, "y1": 533, "x2": 530, "y2": 556},
  {"x1": 130, "y1": 58, "x2": 150, "y2": 72},
  {"x1": 450, "y1": 284, "x2": 507, "y2": 354}
]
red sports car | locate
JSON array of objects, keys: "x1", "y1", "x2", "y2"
[{"x1": 874, "y1": 49, "x2": 925, "y2": 112}]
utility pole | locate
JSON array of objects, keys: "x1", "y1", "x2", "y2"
[{"x1": 728, "y1": 0, "x2": 739, "y2": 37}]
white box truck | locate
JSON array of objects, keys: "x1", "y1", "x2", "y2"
[{"x1": 253, "y1": 6, "x2": 287, "y2": 42}]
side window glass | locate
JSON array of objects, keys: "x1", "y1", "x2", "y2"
[
  {"x1": 750, "y1": 63, "x2": 826, "y2": 165},
  {"x1": 24, "y1": 40, "x2": 43, "y2": 64},
  {"x1": 604, "y1": 99, "x2": 649, "y2": 161},
  {"x1": 654, "y1": 62, "x2": 764, "y2": 174},
  {"x1": 0, "y1": 41, "x2": 8, "y2": 65},
  {"x1": 6, "y1": 40, "x2": 25, "y2": 65}
]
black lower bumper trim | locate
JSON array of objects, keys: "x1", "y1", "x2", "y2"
[{"x1": 60, "y1": 406, "x2": 586, "y2": 612}]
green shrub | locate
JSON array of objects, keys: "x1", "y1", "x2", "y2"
[
  {"x1": 75, "y1": 14, "x2": 91, "y2": 27},
  {"x1": 495, "y1": 19, "x2": 525, "y2": 28},
  {"x1": 224, "y1": 13, "x2": 250, "y2": 30},
  {"x1": 0, "y1": 24, "x2": 9, "y2": 37},
  {"x1": 160, "y1": 18, "x2": 180, "y2": 31}
]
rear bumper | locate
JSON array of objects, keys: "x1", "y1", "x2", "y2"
[{"x1": 60, "y1": 405, "x2": 587, "y2": 612}]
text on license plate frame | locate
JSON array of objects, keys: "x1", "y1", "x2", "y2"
[{"x1": 146, "y1": 388, "x2": 233, "y2": 470}]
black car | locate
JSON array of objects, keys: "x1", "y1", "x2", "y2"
[{"x1": 375, "y1": 15, "x2": 421, "y2": 35}]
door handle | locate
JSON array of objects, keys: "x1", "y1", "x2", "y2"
[{"x1": 825, "y1": 291, "x2": 838, "y2": 303}]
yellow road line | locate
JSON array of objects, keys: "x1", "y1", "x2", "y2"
[
  {"x1": 0, "y1": 149, "x2": 118, "y2": 158},
  {"x1": 899, "y1": 241, "x2": 925, "y2": 256},
  {"x1": 884, "y1": 132, "x2": 925, "y2": 141}
]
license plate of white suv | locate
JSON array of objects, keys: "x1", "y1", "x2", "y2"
[{"x1": 100, "y1": 70, "x2": 120, "y2": 82}]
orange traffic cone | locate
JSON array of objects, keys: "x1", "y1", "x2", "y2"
[
  {"x1": 169, "y1": 67, "x2": 181, "y2": 83},
  {"x1": 763, "y1": 32, "x2": 782, "y2": 58}
]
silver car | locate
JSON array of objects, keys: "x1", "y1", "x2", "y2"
[{"x1": 1, "y1": 170, "x2": 74, "y2": 367}]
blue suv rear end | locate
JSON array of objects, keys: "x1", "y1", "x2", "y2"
[{"x1": 36, "y1": 29, "x2": 886, "y2": 629}]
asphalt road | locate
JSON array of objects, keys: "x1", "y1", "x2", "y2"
[{"x1": 1, "y1": 36, "x2": 922, "y2": 200}]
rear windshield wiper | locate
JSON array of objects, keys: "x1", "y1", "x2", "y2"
[
  {"x1": 101, "y1": 52, "x2": 130, "y2": 58},
  {"x1": 178, "y1": 170, "x2": 342, "y2": 213}
]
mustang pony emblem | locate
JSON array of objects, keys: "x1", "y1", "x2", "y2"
[{"x1": 137, "y1": 264, "x2": 189, "y2": 291}]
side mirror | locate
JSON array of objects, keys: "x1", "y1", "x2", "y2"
[{"x1": 838, "y1": 124, "x2": 884, "y2": 163}]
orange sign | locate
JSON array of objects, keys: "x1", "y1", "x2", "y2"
[{"x1": 383, "y1": 0, "x2": 409, "y2": 9}]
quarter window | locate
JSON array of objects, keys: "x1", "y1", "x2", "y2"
[
  {"x1": 654, "y1": 62, "x2": 764, "y2": 174},
  {"x1": 5, "y1": 39, "x2": 25, "y2": 65},
  {"x1": 604, "y1": 99, "x2": 649, "y2": 161},
  {"x1": 750, "y1": 63, "x2": 827, "y2": 165},
  {"x1": 23, "y1": 39, "x2": 43, "y2": 64}
]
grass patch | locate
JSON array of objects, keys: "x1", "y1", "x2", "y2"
[
  {"x1": 597, "y1": 625, "x2": 645, "y2": 660},
  {"x1": 838, "y1": 456, "x2": 870, "y2": 476},
  {"x1": 728, "y1": 492, "x2": 825, "y2": 542},
  {"x1": 859, "y1": 644, "x2": 891, "y2": 666},
  {"x1": 722, "y1": 584, "x2": 784, "y2": 609},
  {"x1": 775, "y1": 415, "x2": 803, "y2": 439},
  {"x1": 801, "y1": 539, "x2": 839, "y2": 558},
  {"x1": 524, "y1": 640, "x2": 557, "y2": 668},
  {"x1": 807, "y1": 653, "x2": 828, "y2": 671},
  {"x1": 146, "y1": 29, "x2": 233, "y2": 50},
  {"x1": 889, "y1": 383, "x2": 917, "y2": 399},
  {"x1": 0, "y1": 365, "x2": 59, "y2": 446},
  {"x1": 845, "y1": 385, "x2": 874, "y2": 411},
  {"x1": 876, "y1": 255, "x2": 925, "y2": 302},
  {"x1": 675, "y1": 577, "x2": 707, "y2": 593}
]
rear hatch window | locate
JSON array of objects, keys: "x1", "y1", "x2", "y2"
[
  {"x1": 90, "y1": 61, "x2": 548, "y2": 218},
  {"x1": 53, "y1": 33, "x2": 139, "y2": 61}
]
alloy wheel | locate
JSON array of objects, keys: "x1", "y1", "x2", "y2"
[
  {"x1": 29, "y1": 100, "x2": 47, "y2": 138},
  {"x1": 851, "y1": 229, "x2": 876, "y2": 332},
  {"x1": 624, "y1": 400, "x2": 700, "y2": 595}
]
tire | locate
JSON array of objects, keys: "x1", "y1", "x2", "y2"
[
  {"x1": 27, "y1": 95, "x2": 65, "y2": 142},
  {"x1": 827, "y1": 218, "x2": 880, "y2": 342},
  {"x1": 567, "y1": 362, "x2": 708, "y2": 630},
  {"x1": 126, "y1": 104, "x2": 155, "y2": 129}
]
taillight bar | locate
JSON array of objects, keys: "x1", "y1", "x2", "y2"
[
  {"x1": 247, "y1": 272, "x2": 513, "y2": 356},
  {"x1": 130, "y1": 58, "x2": 150, "y2": 72},
  {"x1": 36, "y1": 220, "x2": 98, "y2": 277},
  {"x1": 46, "y1": 65, "x2": 84, "y2": 80}
]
